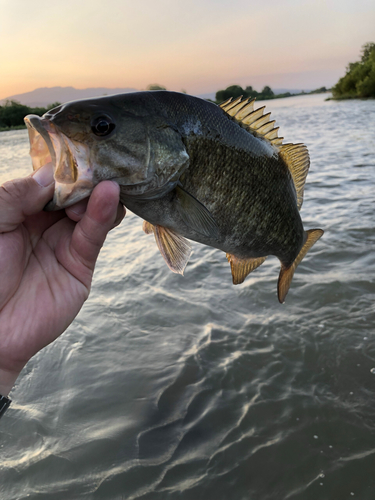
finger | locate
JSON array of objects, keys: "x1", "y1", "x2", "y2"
[
  {"x1": 65, "y1": 198, "x2": 89, "y2": 222},
  {"x1": 0, "y1": 163, "x2": 55, "y2": 233},
  {"x1": 23, "y1": 210, "x2": 67, "y2": 247},
  {"x1": 66, "y1": 196, "x2": 125, "y2": 228},
  {"x1": 67, "y1": 181, "x2": 120, "y2": 283}
]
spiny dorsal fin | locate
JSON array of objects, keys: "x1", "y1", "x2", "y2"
[
  {"x1": 143, "y1": 221, "x2": 192, "y2": 275},
  {"x1": 279, "y1": 143, "x2": 310, "y2": 210},
  {"x1": 221, "y1": 96, "x2": 243, "y2": 113},
  {"x1": 219, "y1": 97, "x2": 283, "y2": 147},
  {"x1": 226, "y1": 254, "x2": 267, "y2": 285},
  {"x1": 219, "y1": 97, "x2": 234, "y2": 108},
  {"x1": 277, "y1": 229, "x2": 324, "y2": 303}
]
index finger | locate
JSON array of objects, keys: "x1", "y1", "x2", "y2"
[
  {"x1": 61, "y1": 181, "x2": 122, "y2": 288},
  {"x1": 0, "y1": 163, "x2": 55, "y2": 233}
]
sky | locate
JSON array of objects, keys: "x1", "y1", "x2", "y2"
[{"x1": 1, "y1": 0, "x2": 375, "y2": 99}]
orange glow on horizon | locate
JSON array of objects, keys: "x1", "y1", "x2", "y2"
[{"x1": 1, "y1": 0, "x2": 374, "y2": 100}]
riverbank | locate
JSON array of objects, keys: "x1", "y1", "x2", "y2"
[
  {"x1": 0, "y1": 101, "x2": 59, "y2": 130},
  {"x1": 0, "y1": 125, "x2": 26, "y2": 132},
  {"x1": 326, "y1": 95, "x2": 375, "y2": 101},
  {"x1": 1, "y1": 91, "x2": 332, "y2": 133}
]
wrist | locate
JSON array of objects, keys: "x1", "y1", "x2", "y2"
[{"x1": 0, "y1": 368, "x2": 21, "y2": 397}]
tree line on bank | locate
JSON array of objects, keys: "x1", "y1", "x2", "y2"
[
  {"x1": 216, "y1": 85, "x2": 292, "y2": 102},
  {"x1": 0, "y1": 83, "x2": 328, "y2": 131},
  {"x1": 0, "y1": 42, "x2": 375, "y2": 130},
  {"x1": 0, "y1": 83, "x2": 324, "y2": 131},
  {"x1": 332, "y1": 42, "x2": 375, "y2": 99},
  {"x1": 0, "y1": 101, "x2": 61, "y2": 130},
  {"x1": 4, "y1": 46, "x2": 374, "y2": 133},
  {"x1": 0, "y1": 84, "x2": 171, "y2": 130}
]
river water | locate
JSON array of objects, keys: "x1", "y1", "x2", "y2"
[{"x1": 0, "y1": 93, "x2": 374, "y2": 500}]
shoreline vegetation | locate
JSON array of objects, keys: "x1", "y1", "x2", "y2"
[
  {"x1": 329, "y1": 42, "x2": 375, "y2": 100},
  {"x1": 214, "y1": 85, "x2": 328, "y2": 103},
  {"x1": 0, "y1": 84, "x2": 329, "y2": 133},
  {"x1": 1, "y1": 42, "x2": 374, "y2": 132},
  {"x1": 0, "y1": 101, "x2": 61, "y2": 132}
]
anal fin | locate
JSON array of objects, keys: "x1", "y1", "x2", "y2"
[
  {"x1": 142, "y1": 220, "x2": 191, "y2": 275},
  {"x1": 142, "y1": 220, "x2": 154, "y2": 234},
  {"x1": 278, "y1": 228, "x2": 324, "y2": 303},
  {"x1": 226, "y1": 254, "x2": 267, "y2": 285}
]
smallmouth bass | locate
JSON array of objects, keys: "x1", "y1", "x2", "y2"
[{"x1": 25, "y1": 91, "x2": 323, "y2": 302}]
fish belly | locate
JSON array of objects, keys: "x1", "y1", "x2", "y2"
[{"x1": 121, "y1": 140, "x2": 304, "y2": 267}]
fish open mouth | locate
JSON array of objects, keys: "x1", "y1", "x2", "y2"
[{"x1": 24, "y1": 115, "x2": 95, "y2": 210}]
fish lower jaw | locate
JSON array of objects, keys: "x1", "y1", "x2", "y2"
[{"x1": 44, "y1": 180, "x2": 95, "y2": 211}]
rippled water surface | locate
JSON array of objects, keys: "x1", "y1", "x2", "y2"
[{"x1": 1, "y1": 94, "x2": 375, "y2": 500}]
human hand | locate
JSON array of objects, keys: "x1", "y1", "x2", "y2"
[{"x1": 0, "y1": 163, "x2": 125, "y2": 396}]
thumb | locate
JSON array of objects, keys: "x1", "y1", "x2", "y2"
[
  {"x1": 0, "y1": 163, "x2": 55, "y2": 233},
  {"x1": 51, "y1": 181, "x2": 121, "y2": 290}
]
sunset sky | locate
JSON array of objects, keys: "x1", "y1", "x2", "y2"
[{"x1": 1, "y1": 0, "x2": 374, "y2": 99}]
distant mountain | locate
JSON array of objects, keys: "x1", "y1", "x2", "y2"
[{"x1": 0, "y1": 86, "x2": 138, "y2": 107}]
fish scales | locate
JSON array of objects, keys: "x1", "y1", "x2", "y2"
[
  {"x1": 180, "y1": 136, "x2": 303, "y2": 262},
  {"x1": 24, "y1": 91, "x2": 323, "y2": 302},
  {"x1": 121, "y1": 92, "x2": 303, "y2": 263}
]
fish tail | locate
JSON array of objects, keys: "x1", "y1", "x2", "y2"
[{"x1": 277, "y1": 229, "x2": 324, "y2": 304}]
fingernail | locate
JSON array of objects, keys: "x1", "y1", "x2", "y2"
[
  {"x1": 32, "y1": 163, "x2": 54, "y2": 187},
  {"x1": 110, "y1": 180, "x2": 120, "y2": 193}
]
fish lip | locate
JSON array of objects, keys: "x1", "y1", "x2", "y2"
[
  {"x1": 25, "y1": 114, "x2": 95, "y2": 211},
  {"x1": 24, "y1": 114, "x2": 57, "y2": 170}
]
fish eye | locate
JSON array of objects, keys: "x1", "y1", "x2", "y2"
[{"x1": 91, "y1": 116, "x2": 115, "y2": 137}]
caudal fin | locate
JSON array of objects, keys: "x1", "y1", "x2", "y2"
[{"x1": 278, "y1": 229, "x2": 324, "y2": 304}]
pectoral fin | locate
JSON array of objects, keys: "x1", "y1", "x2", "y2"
[
  {"x1": 278, "y1": 228, "x2": 324, "y2": 303},
  {"x1": 175, "y1": 185, "x2": 219, "y2": 239},
  {"x1": 226, "y1": 254, "x2": 267, "y2": 285},
  {"x1": 142, "y1": 220, "x2": 191, "y2": 275}
]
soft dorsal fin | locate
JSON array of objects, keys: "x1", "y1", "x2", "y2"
[
  {"x1": 219, "y1": 96, "x2": 283, "y2": 147},
  {"x1": 142, "y1": 220, "x2": 191, "y2": 275},
  {"x1": 279, "y1": 143, "x2": 310, "y2": 210},
  {"x1": 226, "y1": 253, "x2": 267, "y2": 285}
]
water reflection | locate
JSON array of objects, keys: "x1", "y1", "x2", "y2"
[{"x1": 0, "y1": 93, "x2": 375, "y2": 500}]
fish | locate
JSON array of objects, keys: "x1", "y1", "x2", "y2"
[{"x1": 24, "y1": 91, "x2": 323, "y2": 303}]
